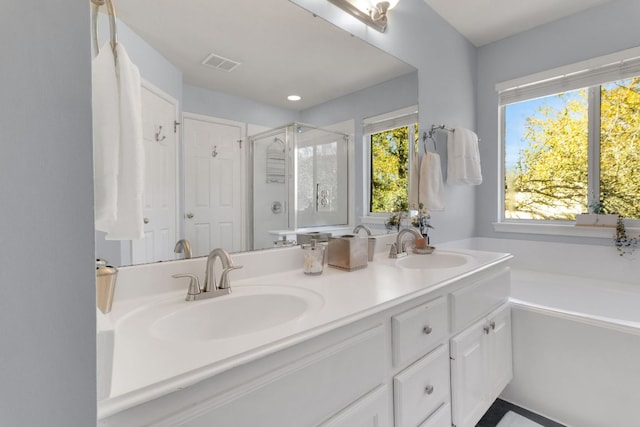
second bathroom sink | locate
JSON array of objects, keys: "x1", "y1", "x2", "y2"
[{"x1": 395, "y1": 251, "x2": 470, "y2": 269}]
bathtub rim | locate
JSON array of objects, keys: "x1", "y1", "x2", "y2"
[{"x1": 509, "y1": 299, "x2": 640, "y2": 336}]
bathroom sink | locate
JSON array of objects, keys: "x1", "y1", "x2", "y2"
[
  {"x1": 120, "y1": 285, "x2": 324, "y2": 342},
  {"x1": 395, "y1": 251, "x2": 470, "y2": 269}
]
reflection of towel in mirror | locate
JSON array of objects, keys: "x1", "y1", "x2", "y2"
[
  {"x1": 93, "y1": 42, "x2": 145, "y2": 240},
  {"x1": 447, "y1": 127, "x2": 482, "y2": 185},
  {"x1": 409, "y1": 151, "x2": 419, "y2": 208},
  {"x1": 419, "y1": 152, "x2": 445, "y2": 211},
  {"x1": 93, "y1": 43, "x2": 119, "y2": 231}
]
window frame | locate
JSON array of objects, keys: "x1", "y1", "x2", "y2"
[
  {"x1": 361, "y1": 107, "x2": 418, "y2": 223},
  {"x1": 495, "y1": 47, "x2": 640, "y2": 236}
]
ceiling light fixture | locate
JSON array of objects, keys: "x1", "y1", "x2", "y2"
[
  {"x1": 327, "y1": 0, "x2": 400, "y2": 33},
  {"x1": 287, "y1": 95, "x2": 302, "y2": 101}
]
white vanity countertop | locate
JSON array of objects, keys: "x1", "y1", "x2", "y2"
[{"x1": 98, "y1": 247, "x2": 511, "y2": 418}]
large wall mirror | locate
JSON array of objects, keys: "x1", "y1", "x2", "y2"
[{"x1": 94, "y1": 0, "x2": 417, "y2": 266}]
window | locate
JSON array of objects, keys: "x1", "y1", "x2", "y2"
[
  {"x1": 363, "y1": 107, "x2": 418, "y2": 215},
  {"x1": 500, "y1": 52, "x2": 640, "y2": 222}
]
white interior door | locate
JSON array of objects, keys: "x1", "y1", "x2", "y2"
[
  {"x1": 131, "y1": 83, "x2": 178, "y2": 264},
  {"x1": 183, "y1": 115, "x2": 244, "y2": 257}
]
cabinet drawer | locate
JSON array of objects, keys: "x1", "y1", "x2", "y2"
[
  {"x1": 419, "y1": 402, "x2": 451, "y2": 427},
  {"x1": 394, "y1": 344, "x2": 450, "y2": 427},
  {"x1": 450, "y1": 267, "x2": 510, "y2": 333},
  {"x1": 392, "y1": 296, "x2": 448, "y2": 367}
]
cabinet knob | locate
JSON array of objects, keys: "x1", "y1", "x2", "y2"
[
  {"x1": 424, "y1": 385, "x2": 434, "y2": 395},
  {"x1": 490, "y1": 321, "x2": 496, "y2": 330},
  {"x1": 186, "y1": 212, "x2": 194, "y2": 219},
  {"x1": 483, "y1": 326, "x2": 491, "y2": 334},
  {"x1": 422, "y1": 326, "x2": 433, "y2": 335},
  {"x1": 143, "y1": 217, "x2": 150, "y2": 224}
]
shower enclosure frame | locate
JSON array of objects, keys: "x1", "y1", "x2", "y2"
[{"x1": 248, "y1": 122, "x2": 350, "y2": 250}]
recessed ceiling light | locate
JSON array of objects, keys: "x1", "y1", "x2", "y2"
[{"x1": 287, "y1": 95, "x2": 302, "y2": 101}]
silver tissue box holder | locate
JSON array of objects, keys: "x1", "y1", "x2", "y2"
[{"x1": 327, "y1": 234, "x2": 368, "y2": 271}]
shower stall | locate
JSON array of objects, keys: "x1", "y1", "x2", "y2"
[{"x1": 249, "y1": 123, "x2": 349, "y2": 250}]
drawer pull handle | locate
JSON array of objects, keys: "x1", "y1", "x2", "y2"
[
  {"x1": 483, "y1": 326, "x2": 491, "y2": 334},
  {"x1": 425, "y1": 385, "x2": 434, "y2": 395},
  {"x1": 422, "y1": 326, "x2": 433, "y2": 335},
  {"x1": 490, "y1": 321, "x2": 496, "y2": 330}
]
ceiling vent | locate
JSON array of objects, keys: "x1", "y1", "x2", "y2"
[{"x1": 201, "y1": 53, "x2": 241, "y2": 72}]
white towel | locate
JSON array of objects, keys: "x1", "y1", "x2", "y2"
[
  {"x1": 419, "y1": 152, "x2": 445, "y2": 211},
  {"x1": 409, "y1": 151, "x2": 419, "y2": 208},
  {"x1": 93, "y1": 43, "x2": 120, "y2": 231},
  {"x1": 447, "y1": 127, "x2": 482, "y2": 185},
  {"x1": 106, "y1": 43, "x2": 145, "y2": 240}
]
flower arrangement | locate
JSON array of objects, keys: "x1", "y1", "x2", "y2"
[
  {"x1": 411, "y1": 203, "x2": 434, "y2": 239},
  {"x1": 385, "y1": 211, "x2": 404, "y2": 232}
]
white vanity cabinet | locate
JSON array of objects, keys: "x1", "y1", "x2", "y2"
[
  {"x1": 100, "y1": 253, "x2": 513, "y2": 427},
  {"x1": 450, "y1": 303, "x2": 512, "y2": 427},
  {"x1": 391, "y1": 296, "x2": 451, "y2": 427}
]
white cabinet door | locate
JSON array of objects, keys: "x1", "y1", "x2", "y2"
[
  {"x1": 487, "y1": 304, "x2": 513, "y2": 400},
  {"x1": 450, "y1": 303, "x2": 512, "y2": 427},
  {"x1": 320, "y1": 386, "x2": 390, "y2": 427},
  {"x1": 450, "y1": 320, "x2": 488, "y2": 427}
]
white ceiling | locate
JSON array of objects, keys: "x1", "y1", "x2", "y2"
[
  {"x1": 116, "y1": 0, "x2": 415, "y2": 111},
  {"x1": 423, "y1": 0, "x2": 616, "y2": 47},
  {"x1": 115, "y1": 0, "x2": 617, "y2": 110}
]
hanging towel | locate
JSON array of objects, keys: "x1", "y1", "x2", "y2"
[
  {"x1": 409, "y1": 151, "x2": 419, "y2": 208},
  {"x1": 93, "y1": 42, "x2": 120, "y2": 232},
  {"x1": 447, "y1": 127, "x2": 482, "y2": 185},
  {"x1": 106, "y1": 43, "x2": 145, "y2": 240},
  {"x1": 419, "y1": 152, "x2": 445, "y2": 211}
]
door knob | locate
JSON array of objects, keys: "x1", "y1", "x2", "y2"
[{"x1": 186, "y1": 212, "x2": 194, "y2": 219}]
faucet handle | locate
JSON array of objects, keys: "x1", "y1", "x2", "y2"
[
  {"x1": 219, "y1": 265, "x2": 243, "y2": 290},
  {"x1": 172, "y1": 273, "x2": 201, "y2": 301}
]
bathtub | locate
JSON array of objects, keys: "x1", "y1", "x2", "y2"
[{"x1": 501, "y1": 269, "x2": 640, "y2": 427}]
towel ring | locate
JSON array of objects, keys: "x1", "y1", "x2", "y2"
[{"x1": 91, "y1": 0, "x2": 118, "y2": 58}]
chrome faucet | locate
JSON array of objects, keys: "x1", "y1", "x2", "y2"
[
  {"x1": 174, "y1": 239, "x2": 192, "y2": 259},
  {"x1": 389, "y1": 228, "x2": 422, "y2": 259},
  {"x1": 172, "y1": 247, "x2": 242, "y2": 301},
  {"x1": 204, "y1": 248, "x2": 243, "y2": 293},
  {"x1": 352, "y1": 224, "x2": 372, "y2": 236}
]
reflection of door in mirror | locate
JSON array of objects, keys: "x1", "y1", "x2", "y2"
[
  {"x1": 130, "y1": 83, "x2": 178, "y2": 264},
  {"x1": 183, "y1": 115, "x2": 245, "y2": 258}
]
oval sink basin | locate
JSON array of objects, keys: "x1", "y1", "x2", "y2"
[
  {"x1": 121, "y1": 285, "x2": 324, "y2": 342},
  {"x1": 396, "y1": 251, "x2": 470, "y2": 269}
]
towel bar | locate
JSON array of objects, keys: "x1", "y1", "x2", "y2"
[{"x1": 91, "y1": 0, "x2": 118, "y2": 58}]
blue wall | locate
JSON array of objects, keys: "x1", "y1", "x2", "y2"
[
  {"x1": 292, "y1": 0, "x2": 478, "y2": 243},
  {"x1": 1, "y1": 0, "x2": 96, "y2": 424},
  {"x1": 475, "y1": 0, "x2": 640, "y2": 243}
]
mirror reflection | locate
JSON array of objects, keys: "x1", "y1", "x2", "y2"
[{"x1": 94, "y1": 0, "x2": 417, "y2": 266}]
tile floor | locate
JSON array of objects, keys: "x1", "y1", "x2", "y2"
[{"x1": 476, "y1": 399, "x2": 565, "y2": 427}]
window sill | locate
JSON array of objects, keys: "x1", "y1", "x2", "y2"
[
  {"x1": 359, "y1": 215, "x2": 389, "y2": 226},
  {"x1": 492, "y1": 221, "x2": 622, "y2": 239}
]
